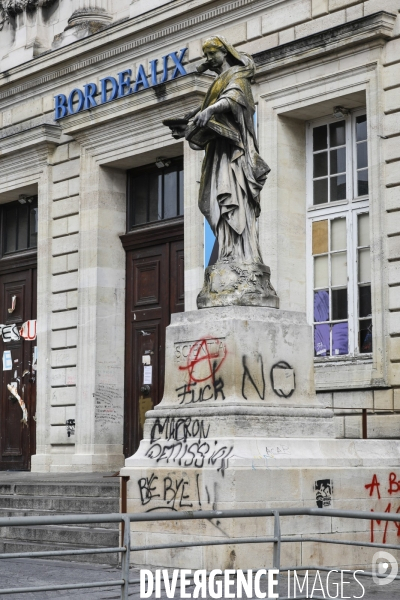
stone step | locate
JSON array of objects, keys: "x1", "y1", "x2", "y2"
[
  {"x1": 0, "y1": 474, "x2": 121, "y2": 564},
  {"x1": 0, "y1": 494, "x2": 119, "y2": 513},
  {"x1": 0, "y1": 524, "x2": 119, "y2": 547},
  {"x1": 0, "y1": 539, "x2": 120, "y2": 565},
  {"x1": 0, "y1": 483, "x2": 119, "y2": 497}
]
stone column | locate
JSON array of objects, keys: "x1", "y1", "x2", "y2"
[
  {"x1": 67, "y1": 0, "x2": 111, "y2": 28},
  {"x1": 73, "y1": 149, "x2": 126, "y2": 472},
  {"x1": 31, "y1": 164, "x2": 53, "y2": 472},
  {"x1": 51, "y1": 0, "x2": 111, "y2": 49}
]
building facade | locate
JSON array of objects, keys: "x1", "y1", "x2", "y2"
[{"x1": 0, "y1": 0, "x2": 399, "y2": 473}]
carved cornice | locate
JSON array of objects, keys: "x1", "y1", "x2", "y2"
[
  {"x1": 0, "y1": 123, "x2": 61, "y2": 157},
  {"x1": 0, "y1": 145, "x2": 49, "y2": 179},
  {"x1": 67, "y1": 7, "x2": 112, "y2": 28},
  {"x1": 254, "y1": 11, "x2": 397, "y2": 76},
  {"x1": 0, "y1": 113, "x2": 54, "y2": 140}
]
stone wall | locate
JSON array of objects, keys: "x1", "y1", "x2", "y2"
[
  {"x1": 49, "y1": 139, "x2": 80, "y2": 450},
  {"x1": 384, "y1": 30, "x2": 400, "y2": 387},
  {"x1": 124, "y1": 464, "x2": 400, "y2": 570},
  {"x1": 2, "y1": 1, "x2": 399, "y2": 72}
]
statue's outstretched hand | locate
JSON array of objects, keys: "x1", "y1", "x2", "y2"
[
  {"x1": 184, "y1": 105, "x2": 201, "y2": 120},
  {"x1": 193, "y1": 99, "x2": 229, "y2": 127},
  {"x1": 193, "y1": 108, "x2": 213, "y2": 127}
]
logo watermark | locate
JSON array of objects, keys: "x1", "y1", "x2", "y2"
[
  {"x1": 139, "y1": 568, "x2": 368, "y2": 598},
  {"x1": 372, "y1": 550, "x2": 398, "y2": 586}
]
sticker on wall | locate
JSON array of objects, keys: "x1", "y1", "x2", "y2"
[
  {"x1": 0, "y1": 324, "x2": 20, "y2": 342},
  {"x1": 20, "y1": 320, "x2": 37, "y2": 341},
  {"x1": 143, "y1": 365, "x2": 152, "y2": 385},
  {"x1": 2, "y1": 351, "x2": 12, "y2": 371},
  {"x1": 315, "y1": 479, "x2": 333, "y2": 508}
]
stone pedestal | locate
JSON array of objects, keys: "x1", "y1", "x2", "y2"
[{"x1": 121, "y1": 307, "x2": 400, "y2": 570}]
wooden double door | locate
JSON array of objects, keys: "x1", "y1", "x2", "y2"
[
  {"x1": 122, "y1": 219, "x2": 184, "y2": 456},
  {"x1": 0, "y1": 266, "x2": 37, "y2": 470}
]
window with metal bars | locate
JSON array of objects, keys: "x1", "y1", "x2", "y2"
[{"x1": 307, "y1": 110, "x2": 371, "y2": 357}]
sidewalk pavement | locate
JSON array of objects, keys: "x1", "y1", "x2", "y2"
[{"x1": 0, "y1": 558, "x2": 399, "y2": 599}]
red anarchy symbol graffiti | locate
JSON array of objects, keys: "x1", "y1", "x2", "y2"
[{"x1": 179, "y1": 337, "x2": 227, "y2": 391}]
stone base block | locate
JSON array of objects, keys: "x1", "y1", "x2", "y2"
[
  {"x1": 122, "y1": 438, "x2": 400, "y2": 570},
  {"x1": 142, "y1": 406, "x2": 334, "y2": 440},
  {"x1": 157, "y1": 305, "x2": 325, "y2": 412},
  {"x1": 31, "y1": 451, "x2": 125, "y2": 473},
  {"x1": 123, "y1": 305, "x2": 385, "y2": 569}
]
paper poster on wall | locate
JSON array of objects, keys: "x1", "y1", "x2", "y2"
[
  {"x1": 143, "y1": 365, "x2": 152, "y2": 385},
  {"x1": 0, "y1": 324, "x2": 20, "y2": 342},
  {"x1": 6, "y1": 383, "x2": 28, "y2": 425},
  {"x1": 2, "y1": 351, "x2": 12, "y2": 371},
  {"x1": 20, "y1": 320, "x2": 37, "y2": 341}
]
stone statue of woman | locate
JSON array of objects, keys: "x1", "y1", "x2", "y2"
[{"x1": 164, "y1": 36, "x2": 279, "y2": 309}]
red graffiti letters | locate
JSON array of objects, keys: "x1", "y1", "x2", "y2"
[
  {"x1": 388, "y1": 472, "x2": 400, "y2": 495},
  {"x1": 178, "y1": 337, "x2": 226, "y2": 391},
  {"x1": 365, "y1": 473, "x2": 400, "y2": 543},
  {"x1": 370, "y1": 504, "x2": 400, "y2": 544},
  {"x1": 365, "y1": 474, "x2": 381, "y2": 499}
]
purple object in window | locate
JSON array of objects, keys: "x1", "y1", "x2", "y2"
[
  {"x1": 314, "y1": 290, "x2": 329, "y2": 322},
  {"x1": 314, "y1": 324, "x2": 330, "y2": 356},
  {"x1": 332, "y1": 322, "x2": 348, "y2": 355}
]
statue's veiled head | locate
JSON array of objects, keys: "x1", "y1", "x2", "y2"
[{"x1": 201, "y1": 35, "x2": 244, "y2": 71}]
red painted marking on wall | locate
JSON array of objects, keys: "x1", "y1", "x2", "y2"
[
  {"x1": 366, "y1": 473, "x2": 400, "y2": 544},
  {"x1": 370, "y1": 504, "x2": 391, "y2": 544},
  {"x1": 365, "y1": 474, "x2": 381, "y2": 499},
  {"x1": 178, "y1": 337, "x2": 226, "y2": 391},
  {"x1": 388, "y1": 472, "x2": 400, "y2": 495},
  {"x1": 369, "y1": 504, "x2": 400, "y2": 543}
]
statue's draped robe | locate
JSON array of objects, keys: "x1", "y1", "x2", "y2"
[{"x1": 195, "y1": 55, "x2": 270, "y2": 263}]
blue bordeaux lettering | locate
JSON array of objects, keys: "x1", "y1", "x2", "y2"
[{"x1": 54, "y1": 48, "x2": 187, "y2": 120}]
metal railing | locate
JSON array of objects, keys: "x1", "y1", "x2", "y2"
[{"x1": 0, "y1": 507, "x2": 400, "y2": 598}]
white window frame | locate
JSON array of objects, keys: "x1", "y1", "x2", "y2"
[{"x1": 306, "y1": 108, "x2": 371, "y2": 361}]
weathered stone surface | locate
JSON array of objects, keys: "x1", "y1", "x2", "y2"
[
  {"x1": 122, "y1": 441, "x2": 400, "y2": 568},
  {"x1": 122, "y1": 299, "x2": 400, "y2": 569},
  {"x1": 155, "y1": 305, "x2": 321, "y2": 411},
  {"x1": 197, "y1": 261, "x2": 279, "y2": 308},
  {"x1": 123, "y1": 305, "x2": 336, "y2": 566}
]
